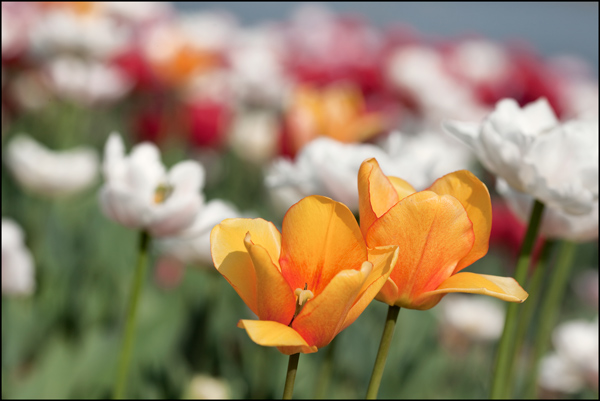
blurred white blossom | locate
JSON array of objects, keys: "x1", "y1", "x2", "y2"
[
  {"x1": 538, "y1": 318, "x2": 599, "y2": 394},
  {"x1": 156, "y1": 199, "x2": 240, "y2": 267},
  {"x1": 184, "y1": 374, "x2": 230, "y2": 399},
  {"x1": 229, "y1": 109, "x2": 279, "y2": 164},
  {"x1": 6, "y1": 134, "x2": 99, "y2": 198},
  {"x1": 444, "y1": 98, "x2": 599, "y2": 215},
  {"x1": 438, "y1": 294, "x2": 505, "y2": 342},
  {"x1": 2, "y1": 218, "x2": 35, "y2": 296},
  {"x1": 99, "y1": 132, "x2": 205, "y2": 237}
]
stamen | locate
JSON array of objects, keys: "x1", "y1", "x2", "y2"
[
  {"x1": 289, "y1": 283, "x2": 314, "y2": 326},
  {"x1": 154, "y1": 183, "x2": 173, "y2": 204}
]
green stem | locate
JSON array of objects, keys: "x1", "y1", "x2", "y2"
[
  {"x1": 112, "y1": 231, "x2": 150, "y2": 399},
  {"x1": 314, "y1": 337, "x2": 337, "y2": 399},
  {"x1": 366, "y1": 305, "x2": 401, "y2": 399},
  {"x1": 525, "y1": 240, "x2": 577, "y2": 399},
  {"x1": 282, "y1": 353, "x2": 300, "y2": 400},
  {"x1": 509, "y1": 240, "x2": 555, "y2": 396},
  {"x1": 490, "y1": 199, "x2": 545, "y2": 399}
]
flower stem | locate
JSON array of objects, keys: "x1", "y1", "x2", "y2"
[
  {"x1": 366, "y1": 305, "x2": 401, "y2": 399},
  {"x1": 525, "y1": 240, "x2": 577, "y2": 398},
  {"x1": 112, "y1": 231, "x2": 150, "y2": 399},
  {"x1": 314, "y1": 337, "x2": 337, "y2": 399},
  {"x1": 282, "y1": 353, "x2": 300, "y2": 400},
  {"x1": 490, "y1": 199, "x2": 544, "y2": 399}
]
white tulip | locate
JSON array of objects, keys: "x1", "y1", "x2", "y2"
[
  {"x1": 5, "y1": 134, "x2": 99, "y2": 198},
  {"x1": 156, "y1": 199, "x2": 240, "y2": 267},
  {"x1": 2, "y1": 218, "x2": 35, "y2": 296},
  {"x1": 438, "y1": 294, "x2": 505, "y2": 342},
  {"x1": 444, "y1": 98, "x2": 598, "y2": 215},
  {"x1": 99, "y1": 133, "x2": 205, "y2": 237},
  {"x1": 538, "y1": 317, "x2": 599, "y2": 394},
  {"x1": 496, "y1": 178, "x2": 598, "y2": 242}
]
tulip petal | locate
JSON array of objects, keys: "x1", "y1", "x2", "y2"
[
  {"x1": 340, "y1": 245, "x2": 399, "y2": 331},
  {"x1": 418, "y1": 272, "x2": 528, "y2": 306},
  {"x1": 292, "y1": 262, "x2": 371, "y2": 348},
  {"x1": 211, "y1": 218, "x2": 282, "y2": 316},
  {"x1": 358, "y1": 158, "x2": 399, "y2": 237},
  {"x1": 244, "y1": 234, "x2": 296, "y2": 325},
  {"x1": 367, "y1": 191, "x2": 475, "y2": 309},
  {"x1": 237, "y1": 320, "x2": 318, "y2": 355},
  {"x1": 428, "y1": 170, "x2": 492, "y2": 273},
  {"x1": 388, "y1": 176, "x2": 417, "y2": 200},
  {"x1": 375, "y1": 277, "x2": 400, "y2": 306},
  {"x1": 280, "y1": 195, "x2": 367, "y2": 297}
]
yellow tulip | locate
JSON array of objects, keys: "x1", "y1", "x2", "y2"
[
  {"x1": 358, "y1": 158, "x2": 528, "y2": 310},
  {"x1": 211, "y1": 195, "x2": 398, "y2": 355}
]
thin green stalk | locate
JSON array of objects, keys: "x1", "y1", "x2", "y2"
[
  {"x1": 314, "y1": 337, "x2": 337, "y2": 399},
  {"x1": 525, "y1": 240, "x2": 577, "y2": 398},
  {"x1": 366, "y1": 305, "x2": 401, "y2": 399},
  {"x1": 491, "y1": 200, "x2": 545, "y2": 399},
  {"x1": 113, "y1": 231, "x2": 150, "y2": 399},
  {"x1": 509, "y1": 240, "x2": 556, "y2": 396},
  {"x1": 282, "y1": 353, "x2": 300, "y2": 400}
]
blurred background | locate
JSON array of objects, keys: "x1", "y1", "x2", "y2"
[{"x1": 2, "y1": 2, "x2": 598, "y2": 399}]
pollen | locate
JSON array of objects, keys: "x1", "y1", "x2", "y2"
[{"x1": 154, "y1": 183, "x2": 173, "y2": 204}]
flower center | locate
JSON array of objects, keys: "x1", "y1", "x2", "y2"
[
  {"x1": 154, "y1": 183, "x2": 173, "y2": 204},
  {"x1": 289, "y1": 283, "x2": 314, "y2": 326}
]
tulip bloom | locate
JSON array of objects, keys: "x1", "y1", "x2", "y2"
[
  {"x1": 210, "y1": 195, "x2": 398, "y2": 354},
  {"x1": 358, "y1": 158, "x2": 528, "y2": 310}
]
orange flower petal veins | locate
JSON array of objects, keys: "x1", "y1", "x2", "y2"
[
  {"x1": 211, "y1": 218, "x2": 282, "y2": 316},
  {"x1": 428, "y1": 170, "x2": 492, "y2": 273},
  {"x1": 237, "y1": 320, "x2": 318, "y2": 355},
  {"x1": 244, "y1": 234, "x2": 296, "y2": 325},
  {"x1": 367, "y1": 191, "x2": 475, "y2": 309},
  {"x1": 280, "y1": 196, "x2": 367, "y2": 297},
  {"x1": 358, "y1": 158, "x2": 399, "y2": 237}
]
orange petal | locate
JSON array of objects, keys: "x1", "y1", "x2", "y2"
[
  {"x1": 415, "y1": 272, "x2": 529, "y2": 310},
  {"x1": 244, "y1": 234, "x2": 296, "y2": 325},
  {"x1": 375, "y1": 278, "x2": 400, "y2": 306},
  {"x1": 388, "y1": 176, "x2": 417, "y2": 200},
  {"x1": 237, "y1": 320, "x2": 318, "y2": 355},
  {"x1": 291, "y1": 262, "x2": 372, "y2": 348},
  {"x1": 428, "y1": 170, "x2": 492, "y2": 273},
  {"x1": 367, "y1": 191, "x2": 475, "y2": 309},
  {"x1": 210, "y1": 218, "x2": 282, "y2": 316},
  {"x1": 279, "y1": 195, "x2": 367, "y2": 296},
  {"x1": 340, "y1": 245, "x2": 399, "y2": 331},
  {"x1": 358, "y1": 158, "x2": 399, "y2": 237}
]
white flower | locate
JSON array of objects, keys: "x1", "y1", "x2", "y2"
[
  {"x1": 99, "y1": 133, "x2": 205, "y2": 237},
  {"x1": 444, "y1": 98, "x2": 599, "y2": 215},
  {"x1": 538, "y1": 318, "x2": 599, "y2": 394},
  {"x1": 6, "y1": 134, "x2": 99, "y2": 198},
  {"x1": 2, "y1": 218, "x2": 35, "y2": 296},
  {"x1": 184, "y1": 374, "x2": 230, "y2": 399},
  {"x1": 438, "y1": 294, "x2": 505, "y2": 342},
  {"x1": 496, "y1": 178, "x2": 598, "y2": 242},
  {"x1": 44, "y1": 56, "x2": 132, "y2": 105},
  {"x1": 156, "y1": 199, "x2": 240, "y2": 266},
  {"x1": 228, "y1": 109, "x2": 279, "y2": 164}
]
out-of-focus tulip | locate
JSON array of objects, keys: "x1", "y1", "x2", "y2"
[
  {"x1": 444, "y1": 98, "x2": 598, "y2": 216},
  {"x1": 210, "y1": 195, "x2": 398, "y2": 354},
  {"x1": 184, "y1": 374, "x2": 230, "y2": 399},
  {"x1": 6, "y1": 134, "x2": 99, "y2": 198},
  {"x1": 438, "y1": 294, "x2": 505, "y2": 343},
  {"x1": 229, "y1": 109, "x2": 279, "y2": 164},
  {"x1": 538, "y1": 318, "x2": 599, "y2": 394},
  {"x1": 157, "y1": 199, "x2": 240, "y2": 267},
  {"x1": 358, "y1": 158, "x2": 528, "y2": 310},
  {"x1": 496, "y1": 178, "x2": 598, "y2": 242},
  {"x1": 2, "y1": 218, "x2": 35, "y2": 296},
  {"x1": 99, "y1": 132, "x2": 204, "y2": 237}
]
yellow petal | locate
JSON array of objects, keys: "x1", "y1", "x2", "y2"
[
  {"x1": 415, "y1": 272, "x2": 529, "y2": 309},
  {"x1": 340, "y1": 245, "x2": 399, "y2": 331},
  {"x1": 291, "y1": 262, "x2": 372, "y2": 348},
  {"x1": 367, "y1": 191, "x2": 475, "y2": 309},
  {"x1": 358, "y1": 158, "x2": 399, "y2": 238},
  {"x1": 210, "y1": 218, "x2": 282, "y2": 316},
  {"x1": 428, "y1": 170, "x2": 492, "y2": 273},
  {"x1": 244, "y1": 234, "x2": 297, "y2": 325},
  {"x1": 279, "y1": 195, "x2": 367, "y2": 297},
  {"x1": 375, "y1": 278, "x2": 400, "y2": 306},
  {"x1": 237, "y1": 320, "x2": 318, "y2": 355},
  {"x1": 388, "y1": 176, "x2": 417, "y2": 200}
]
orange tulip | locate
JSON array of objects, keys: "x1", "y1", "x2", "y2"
[
  {"x1": 358, "y1": 158, "x2": 528, "y2": 310},
  {"x1": 210, "y1": 195, "x2": 398, "y2": 355}
]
